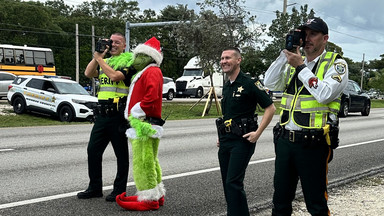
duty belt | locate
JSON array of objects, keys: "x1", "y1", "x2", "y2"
[
  {"x1": 94, "y1": 98, "x2": 127, "y2": 116},
  {"x1": 216, "y1": 116, "x2": 258, "y2": 137},
  {"x1": 144, "y1": 116, "x2": 165, "y2": 126},
  {"x1": 281, "y1": 128, "x2": 324, "y2": 143}
]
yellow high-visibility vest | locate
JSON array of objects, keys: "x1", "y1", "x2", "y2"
[
  {"x1": 280, "y1": 52, "x2": 341, "y2": 129},
  {"x1": 97, "y1": 58, "x2": 129, "y2": 100}
]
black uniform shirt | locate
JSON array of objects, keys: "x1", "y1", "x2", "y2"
[{"x1": 221, "y1": 72, "x2": 273, "y2": 121}]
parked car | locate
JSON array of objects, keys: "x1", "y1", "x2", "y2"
[
  {"x1": 163, "y1": 77, "x2": 176, "y2": 100},
  {"x1": 7, "y1": 75, "x2": 98, "y2": 122},
  {"x1": 338, "y1": 80, "x2": 371, "y2": 117},
  {"x1": 0, "y1": 72, "x2": 16, "y2": 99},
  {"x1": 367, "y1": 89, "x2": 380, "y2": 99}
]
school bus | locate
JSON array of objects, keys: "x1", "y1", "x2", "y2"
[{"x1": 0, "y1": 44, "x2": 56, "y2": 76}]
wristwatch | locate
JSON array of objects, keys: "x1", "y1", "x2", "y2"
[{"x1": 296, "y1": 64, "x2": 306, "y2": 73}]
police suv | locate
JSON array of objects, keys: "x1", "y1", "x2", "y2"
[{"x1": 7, "y1": 75, "x2": 98, "y2": 122}]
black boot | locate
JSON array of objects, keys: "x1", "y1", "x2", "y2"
[{"x1": 77, "y1": 189, "x2": 103, "y2": 199}]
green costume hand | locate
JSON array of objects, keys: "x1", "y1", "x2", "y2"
[{"x1": 132, "y1": 54, "x2": 154, "y2": 71}]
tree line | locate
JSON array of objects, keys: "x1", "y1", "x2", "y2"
[{"x1": 0, "y1": 0, "x2": 383, "y2": 92}]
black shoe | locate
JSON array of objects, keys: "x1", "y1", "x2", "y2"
[
  {"x1": 77, "y1": 189, "x2": 103, "y2": 199},
  {"x1": 105, "y1": 191, "x2": 123, "y2": 202}
]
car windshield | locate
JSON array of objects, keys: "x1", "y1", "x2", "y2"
[{"x1": 54, "y1": 82, "x2": 90, "y2": 95}]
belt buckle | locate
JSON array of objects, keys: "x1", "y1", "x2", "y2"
[{"x1": 289, "y1": 131, "x2": 295, "y2": 142}]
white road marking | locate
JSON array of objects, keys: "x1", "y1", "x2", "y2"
[
  {"x1": 0, "y1": 149, "x2": 14, "y2": 152},
  {"x1": 0, "y1": 138, "x2": 383, "y2": 210}
]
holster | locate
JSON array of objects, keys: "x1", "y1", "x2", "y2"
[
  {"x1": 273, "y1": 122, "x2": 282, "y2": 144},
  {"x1": 230, "y1": 120, "x2": 243, "y2": 137},
  {"x1": 329, "y1": 123, "x2": 340, "y2": 149},
  {"x1": 215, "y1": 118, "x2": 224, "y2": 137},
  {"x1": 240, "y1": 114, "x2": 258, "y2": 135}
]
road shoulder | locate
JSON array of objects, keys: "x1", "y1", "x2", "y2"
[{"x1": 254, "y1": 172, "x2": 384, "y2": 215}]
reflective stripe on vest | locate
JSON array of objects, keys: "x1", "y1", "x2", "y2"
[
  {"x1": 280, "y1": 52, "x2": 341, "y2": 129},
  {"x1": 97, "y1": 58, "x2": 129, "y2": 100}
]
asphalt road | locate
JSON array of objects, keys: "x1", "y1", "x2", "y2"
[{"x1": 0, "y1": 109, "x2": 383, "y2": 216}]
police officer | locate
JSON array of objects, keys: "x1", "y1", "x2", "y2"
[
  {"x1": 217, "y1": 47, "x2": 276, "y2": 215},
  {"x1": 77, "y1": 32, "x2": 133, "y2": 202},
  {"x1": 264, "y1": 17, "x2": 349, "y2": 215}
]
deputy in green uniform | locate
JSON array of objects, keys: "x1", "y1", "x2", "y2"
[
  {"x1": 264, "y1": 18, "x2": 349, "y2": 215},
  {"x1": 217, "y1": 47, "x2": 276, "y2": 215},
  {"x1": 77, "y1": 32, "x2": 134, "y2": 202}
]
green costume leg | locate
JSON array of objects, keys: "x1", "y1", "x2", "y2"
[
  {"x1": 152, "y1": 138, "x2": 165, "y2": 197},
  {"x1": 152, "y1": 138, "x2": 162, "y2": 184},
  {"x1": 131, "y1": 137, "x2": 163, "y2": 201}
]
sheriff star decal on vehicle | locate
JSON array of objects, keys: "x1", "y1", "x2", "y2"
[
  {"x1": 334, "y1": 63, "x2": 346, "y2": 74},
  {"x1": 308, "y1": 77, "x2": 318, "y2": 89}
]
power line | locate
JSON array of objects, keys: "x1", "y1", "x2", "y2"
[
  {"x1": 0, "y1": 26, "x2": 104, "y2": 38},
  {"x1": 311, "y1": 8, "x2": 384, "y2": 38},
  {"x1": 330, "y1": 28, "x2": 377, "y2": 43},
  {"x1": 244, "y1": 6, "x2": 276, "y2": 15}
]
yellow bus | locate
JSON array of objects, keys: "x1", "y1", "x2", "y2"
[{"x1": 0, "y1": 44, "x2": 56, "y2": 76}]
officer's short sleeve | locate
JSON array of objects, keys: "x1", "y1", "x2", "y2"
[
  {"x1": 117, "y1": 67, "x2": 128, "y2": 77},
  {"x1": 252, "y1": 79, "x2": 273, "y2": 109},
  {"x1": 116, "y1": 67, "x2": 131, "y2": 86}
]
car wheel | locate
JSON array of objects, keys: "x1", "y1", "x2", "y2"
[
  {"x1": 167, "y1": 90, "x2": 174, "y2": 101},
  {"x1": 339, "y1": 101, "x2": 348, "y2": 117},
  {"x1": 195, "y1": 87, "x2": 203, "y2": 98},
  {"x1": 361, "y1": 101, "x2": 371, "y2": 116},
  {"x1": 13, "y1": 97, "x2": 26, "y2": 114},
  {"x1": 59, "y1": 105, "x2": 74, "y2": 122}
]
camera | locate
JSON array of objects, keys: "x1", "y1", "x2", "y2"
[
  {"x1": 285, "y1": 30, "x2": 306, "y2": 51},
  {"x1": 95, "y1": 39, "x2": 113, "y2": 53}
]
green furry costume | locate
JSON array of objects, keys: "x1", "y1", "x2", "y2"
[{"x1": 116, "y1": 37, "x2": 165, "y2": 211}]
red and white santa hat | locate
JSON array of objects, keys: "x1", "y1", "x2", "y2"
[{"x1": 132, "y1": 37, "x2": 163, "y2": 66}]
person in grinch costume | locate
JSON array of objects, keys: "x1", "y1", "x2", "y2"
[{"x1": 116, "y1": 37, "x2": 166, "y2": 211}]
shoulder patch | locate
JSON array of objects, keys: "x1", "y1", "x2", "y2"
[
  {"x1": 254, "y1": 80, "x2": 265, "y2": 91},
  {"x1": 331, "y1": 74, "x2": 342, "y2": 83},
  {"x1": 308, "y1": 77, "x2": 319, "y2": 89},
  {"x1": 334, "y1": 62, "x2": 347, "y2": 74}
]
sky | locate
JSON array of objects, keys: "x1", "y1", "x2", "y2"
[
  {"x1": 29, "y1": 0, "x2": 384, "y2": 62},
  {"x1": 136, "y1": 0, "x2": 384, "y2": 62}
]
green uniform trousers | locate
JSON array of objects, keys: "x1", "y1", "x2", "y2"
[
  {"x1": 272, "y1": 135, "x2": 331, "y2": 216},
  {"x1": 218, "y1": 137, "x2": 256, "y2": 216},
  {"x1": 87, "y1": 113, "x2": 129, "y2": 194}
]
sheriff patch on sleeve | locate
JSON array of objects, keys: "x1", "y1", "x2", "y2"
[
  {"x1": 334, "y1": 63, "x2": 346, "y2": 74},
  {"x1": 255, "y1": 80, "x2": 265, "y2": 91}
]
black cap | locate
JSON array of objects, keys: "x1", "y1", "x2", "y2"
[{"x1": 299, "y1": 17, "x2": 328, "y2": 35}]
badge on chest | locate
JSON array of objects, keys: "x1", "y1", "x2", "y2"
[{"x1": 233, "y1": 86, "x2": 244, "y2": 97}]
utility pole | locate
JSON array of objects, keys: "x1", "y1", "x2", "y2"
[
  {"x1": 76, "y1": 24, "x2": 79, "y2": 83},
  {"x1": 360, "y1": 53, "x2": 365, "y2": 89},
  {"x1": 283, "y1": 0, "x2": 297, "y2": 15},
  {"x1": 283, "y1": 0, "x2": 288, "y2": 14},
  {"x1": 91, "y1": 25, "x2": 96, "y2": 96}
]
